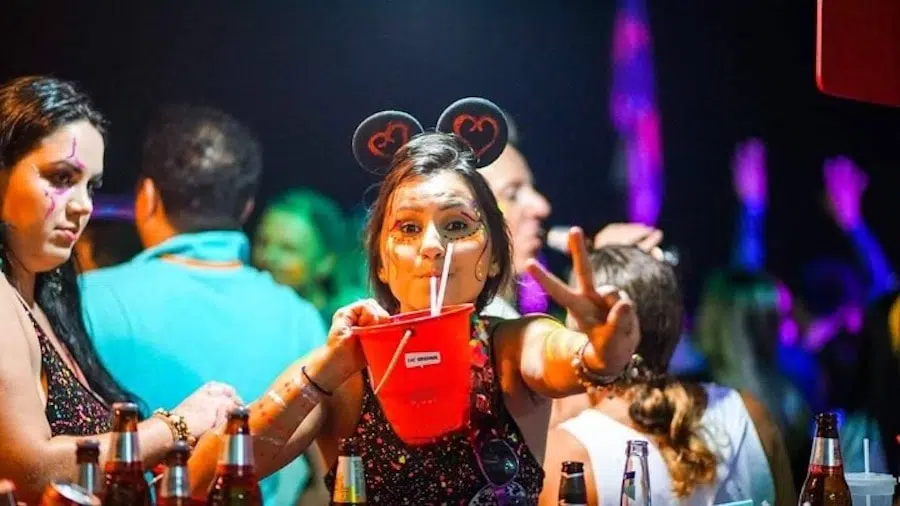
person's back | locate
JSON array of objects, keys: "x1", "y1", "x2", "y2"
[
  {"x1": 80, "y1": 105, "x2": 327, "y2": 504},
  {"x1": 559, "y1": 383, "x2": 775, "y2": 505}
]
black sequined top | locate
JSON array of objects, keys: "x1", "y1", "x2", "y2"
[{"x1": 24, "y1": 310, "x2": 112, "y2": 436}]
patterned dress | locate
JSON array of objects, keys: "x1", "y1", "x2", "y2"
[{"x1": 325, "y1": 317, "x2": 544, "y2": 505}]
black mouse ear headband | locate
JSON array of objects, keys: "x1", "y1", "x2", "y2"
[{"x1": 351, "y1": 97, "x2": 509, "y2": 173}]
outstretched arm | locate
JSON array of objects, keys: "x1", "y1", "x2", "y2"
[
  {"x1": 508, "y1": 227, "x2": 640, "y2": 398},
  {"x1": 187, "y1": 300, "x2": 385, "y2": 497},
  {"x1": 824, "y1": 156, "x2": 896, "y2": 299}
]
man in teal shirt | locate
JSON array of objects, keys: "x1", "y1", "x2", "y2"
[{"x1": 81, "y1": 105, "x2": 328, "y2": 504}]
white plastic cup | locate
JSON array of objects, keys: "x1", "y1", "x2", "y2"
[{"x1": 846, "y1": 472, "x2": 896, "y2": 506}]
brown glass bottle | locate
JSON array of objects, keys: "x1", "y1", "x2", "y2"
[
  {"x1": 76, "y1": 439, "x2": 101, "y2": 497},
  {"x1": 158, "y1": 441, "x2": 194, "y2": 506},
  {"x1": 39, "y1": 481, "x2": 101, "y2": 506},
  {"x1": 0, "y1": 479, "x2": 18, "y2": 506},
  {"x1": 331, "y1": 439, "x2": 367, "y2": 505},
  {"x1": 206, "y1": 406, "x2": 261, "y2": 506},
  {"x1": 558, "y1": 461, "x2": 588, "y2": 506},
  {"x1": 103, "y1": 402, "x2": 150, "y2": 505},
  {"x1": 798, "y1": 412, "x2": 852, "y2": 506}
]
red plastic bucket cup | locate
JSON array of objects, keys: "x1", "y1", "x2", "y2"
[{"x1": 354, "y1": 303, "x2": 475, "y2": 445}]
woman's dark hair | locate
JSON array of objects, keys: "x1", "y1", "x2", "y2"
[
  {"x1": 0, "y1": 75, "x2": 134, "y2": 406},
  {"x1": 364, "y1": 132, "x2": 512, "y2": 314},
  {"x1": 587, "y1": 245, "x2": 715, "y2": 497},
  {"x1": 694, "y1": 268, "x2": 811, "y2": 480}
]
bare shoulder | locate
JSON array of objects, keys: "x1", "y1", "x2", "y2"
[
  {"x1": 0, "y1": 275, "x2": 40, "y2": 377},
  {"x1": 539, "y1": 427, "x2": 596, "y2": 506}
]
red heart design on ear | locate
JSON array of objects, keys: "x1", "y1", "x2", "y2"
[
  {"x1": 368, "y1": 122, "x2": 411, "y2": 159},
  {"x1": 452, "y1": 115, "x2": 499, "y2": 159}
]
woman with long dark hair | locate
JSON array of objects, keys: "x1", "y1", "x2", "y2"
[
  {"x1": 693, "y1": 270, "x2": 813, "y2": 488},
  {"x1": 0, "y1": 75, "x2": 237, "y2": 502}
]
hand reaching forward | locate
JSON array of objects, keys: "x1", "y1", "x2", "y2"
[{"x1": 525, "y1": 227, "x2": 640, "y2": 375}]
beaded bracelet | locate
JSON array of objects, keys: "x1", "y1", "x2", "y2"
[
  {"x1": 571, "y1": 341, "x2": 645, "y2": 393},
  {"x1": 152, "y1": 408, "x2": 196, "y2": 447}
]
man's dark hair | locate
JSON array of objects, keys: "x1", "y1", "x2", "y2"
[{"x1": 140, "y1": 104, "x2": 262, "y2": 231}]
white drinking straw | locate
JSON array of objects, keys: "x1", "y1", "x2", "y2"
[
  {"x1": 865, "y1": 437, "x2": 870, "y2": 474},
  {"x1": 374, "y1": 328, "x2": 413, "y2": 396},
  {"x1": 864, "y1": 436, "x2": 872, "y2": 506},
  {"x1": 435, "y1": 243, "x2": 454, "y2": 314},
  {"x1": 430, "y1": 276, "x2": 438, "y2": 316}
]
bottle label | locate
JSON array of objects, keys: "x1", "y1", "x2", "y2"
[
  {"x1": 220, "y1": 434, "x2": 254, "y2": 467},
  {"x1": 160, "y1": 467, "x2": 190, "y2": 498},
  {"x1": 809, "y1": 436, "x2": 842, "y2": 467},
  {"x1": 333, "y1": 455, "x2": 366, "y2": 503},
  {"x1": 110, "y1": 433, "x2": 140, "y2": 463},
  {"x1": 622, "y1": 470, "x2": 636, "y2": 499}
]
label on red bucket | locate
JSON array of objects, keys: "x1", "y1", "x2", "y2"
[{"x1": 404, "y1": 352, "x2": 442, "y2": 368}]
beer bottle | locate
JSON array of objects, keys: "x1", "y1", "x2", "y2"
[
  {"x1": 331, "y1": 439, "x2": 367, "y2": 505},
  {"x1": 619, "y1": 440, "x2": 651, "y2": 506},
  {"x1": 0, "y1": 479, "x2": 18, "y2": 506},
  {"x1": 39, "y1": 481, "x2": 101, "y2": 506},
  {"x1": 76, "y1": 439, "x2": 101, "y2": 497},
  {"x1": 206, "y1": 406, "x2": 261, "y2": 506},
  {"x1": 103, "y1": 402, "x2": 150, "y2": 505},
  {"x1": 158, "y1": 441, "x2": 193, "y2": 506},
  {"x1": 558, "y1": 461, "x2": 588, "y2": 506},
  {"x1": 798, "y1": 412, "x2": 851, "y2": 506}
]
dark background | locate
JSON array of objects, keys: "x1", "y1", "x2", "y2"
[{"x1": 2, "y1": 0, "x2": 897, "y2": 307}]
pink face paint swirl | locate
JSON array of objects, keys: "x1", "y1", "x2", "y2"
[
  {"x1": 66, "y1": 138, "x2": 85, "y2": 169},
  {"x1": 43, "y1": 186, "x2": 71, "y2": 220}
]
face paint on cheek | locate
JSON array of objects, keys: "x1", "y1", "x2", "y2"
[{"x1": 43, "y1": 187, "x2": 72, "y2": 220}]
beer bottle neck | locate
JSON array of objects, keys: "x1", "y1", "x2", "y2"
[
  {"x1": 160, "y1": 465, "x2": 191, "y2": 498},
  {"x1": 109, "y1": 431, "x2": 142, "y2": 464},
  {"x1": 219, "y1": 433, "x2": 255, "y2": 468},
  {"x1": 809, "y1": 436, "x2": 844, "y2": 468},
  {"x1": 559, "y1": 473, "x2": 588, "y2": 505},
  {"x1": 332, "y1": 454, "x2": 367, "y2": 504},
  {"x1": 78, "y1": 461, "x2": 101, "y2": 496},
  {"x1": 620, "y1": 453, "x2": 651, "y2": 505}
]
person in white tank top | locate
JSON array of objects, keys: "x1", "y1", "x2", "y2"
[{"x1": 540, "y1": 246, "x2": 795, "y2": 506}]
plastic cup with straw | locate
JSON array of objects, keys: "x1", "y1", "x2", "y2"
[{"x1": 845, "y1": 437, "x2": 897, "y2": 506}]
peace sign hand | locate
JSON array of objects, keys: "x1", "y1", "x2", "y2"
[{"x1": 524, "y1": 227, "x2": 640, "y2": 375}]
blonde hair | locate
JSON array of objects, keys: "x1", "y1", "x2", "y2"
[{"x1": 627, "y1": 379, "x2": 717, "y2": 498}]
